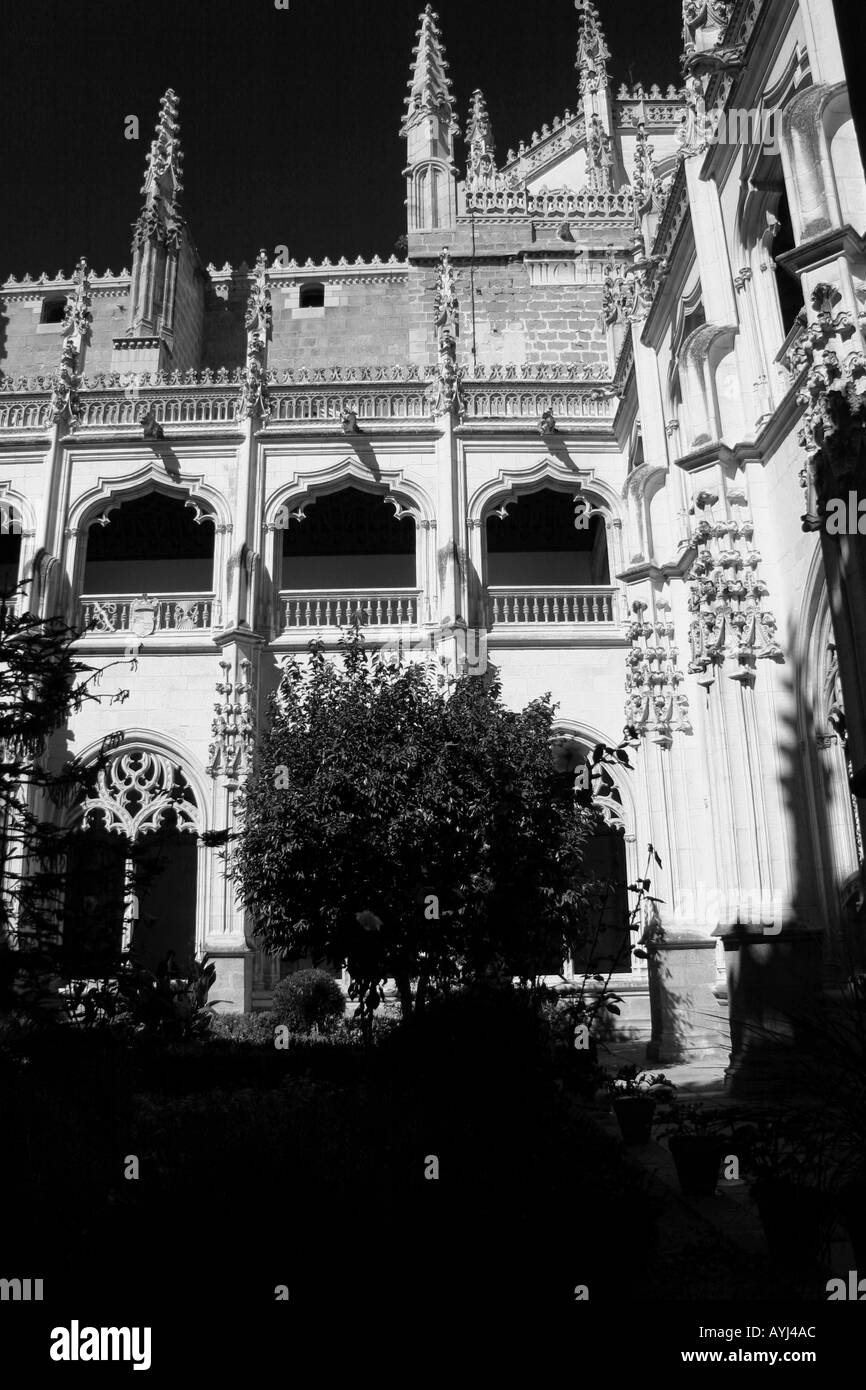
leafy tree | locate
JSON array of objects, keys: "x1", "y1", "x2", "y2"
[
  {"x1": 234, "y1": 626, "x2": 635, "y2": 1022},
  {"x1": 0, "y1": 590, "x2": 132, "y2": 1018}
]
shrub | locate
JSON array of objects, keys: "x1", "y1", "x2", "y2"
[
  {"x1": 210, "y1": 1010, "x2": 278, "y2": 1046},
  {"x1": 272, "y1": 969, "x2": 345, "y2": 1034}
]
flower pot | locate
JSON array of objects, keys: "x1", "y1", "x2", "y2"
[
  {"x1": 613, "y1": 1095, "x2": 656, "y2": 1144},
  {"x1": 669, "y1": 1135, "x2": 724, "y2": 1197},
  {"x1": 753, "y1": 1181, "x2": 826, "y2": 1265}
]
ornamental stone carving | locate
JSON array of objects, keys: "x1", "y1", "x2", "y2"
[
  {"x1": 796, "y1": 283, "x2": 866, "y2": 530},
  {"x1": 80, "y1": 749, "x2": 201, "y2": 840},
  {"x1": 427, "y1": 248, "x2": 466, "y2": 420},
  {"x1": 685, "y1": 488, "x2": 783, "y2": 684},
  {"x1": 237, "y1": 249, "x2": 272, "y2": 423},
  {"x1": 206, "y1": 658, "x2": 256, "y2": 781},
  {"x1": 625, "y1": 598, "x2": 692, "y2": 746}
]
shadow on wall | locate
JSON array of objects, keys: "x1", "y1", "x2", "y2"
[{"x1": 720, "y1": 612, "x2": 857, "y2": 1096}]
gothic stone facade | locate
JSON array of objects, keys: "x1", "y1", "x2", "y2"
[{"x1": 1, "y1": 1, "x2": 864, "y2": 1083}]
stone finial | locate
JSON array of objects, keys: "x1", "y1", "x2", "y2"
[
  {"x1": 131, "y1": 88, "x2": 185, "y2": 255},
  {"x1": 467, "y1": 88, "x2": 495, "y2": 156},
  {"x1": 401, "y1": 5, "x2": 457, "y2": 137},
  {"x1": 466, "y1": 88, "x2": 499, "y2": 192},
  {"x1": 143, "y1": 88, "x2": 184, "y2": 195},
  {"x1": 575, "y1": 0, "x2": 611, "y2": 101}
]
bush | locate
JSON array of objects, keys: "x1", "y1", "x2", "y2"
[
  {"x1": 272, "y1": 970, "x2": 345, "y2": 1034},
  {"x1": 209, "y1": 1010, "x2": 278, "y2": 1046}
]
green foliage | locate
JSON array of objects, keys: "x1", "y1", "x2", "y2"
[
  {"x1": 272, "y1": 968, "x2": 346, "y2": 1033},
  {"x1": 210, "y1": 1010, "x2": 279, "y2": 1046},
  {"x1": 234, "y1": 626, "x2": 612, "y2": 1018},
  {"x1": 0, "y1": 591, "x2": 133, "y2": 1019}
]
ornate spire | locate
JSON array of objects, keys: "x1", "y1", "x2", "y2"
[
  {"x1": 143, "y1": 88, "x2": 184, "y2": 197},
  {"x1": 401, "y1": 5, "x2": 457, "y2": 137},
  {"x1": 575, "y1": 0, "x2": 611, "y2": 102},
  {"x1": 466, "y1": 89, "x2": 497, "y2": 191},
  {"x1": 131, "y1": 89, "x2": 185, "y2": 255}
]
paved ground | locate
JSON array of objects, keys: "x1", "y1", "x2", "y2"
[{"x1": 585, "y1": 1045, "x2": 858, "y2": 1298}]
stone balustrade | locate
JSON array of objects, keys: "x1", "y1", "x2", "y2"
[
  {"x1": 488, "y1": 585, "x2": 618, "y2": 625},
  {"x1": 280, "y1": 589, "x2": 421, "y2": 632}
]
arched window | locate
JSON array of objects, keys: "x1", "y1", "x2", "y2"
[
  {"x1": 577, "y1": 817, "x2": 633, "y2": 976},
  {"x1": 281, "y1": 487, "x2": 416, "y2": 590},
  {"x1": 0, "y1": 504, "x2": 22, "y2": 598},
  {"x1": 299, "y1": 281, "x2": 325, "y2": 309},
  {"x1": 486, "y1": 488, "x2": 610, "y2": 586},
  {"x1": 83, "y1": 492, "x2": 215, "y2": 594},
  {"x1": 64, "y1": 750, "x2": 202, "y2": 976}
]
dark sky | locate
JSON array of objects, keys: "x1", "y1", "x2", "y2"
[{"x1": 1, "y1": 0, "x2": 684, "y2": 280}]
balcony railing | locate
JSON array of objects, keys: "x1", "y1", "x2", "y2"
[
  {"x1": 280, "y1": 589, "x2": 421, "y2": 633},
  {"x1": 488, "y1": 586, "x2": 618, "y2": 625},
  {"x1": 79, "y1": 593, "x2": 218, "y2": 636}
]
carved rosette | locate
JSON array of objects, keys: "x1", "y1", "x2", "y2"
[
  {"x1": 796, "y1": 283, "x2": 866, "y2": 530},
  {"x1": 427, "y1": 247, "x2": 466, "y2": 420},
  {"x1": 206, "y1": 658, "x2": 256, "y2": 781},
  {"x1": 237, "y1": 250, "x2": 273, "y2": 423},
  {"x1": 625, "y1": 599, "x2": 692, "y2": 746},
  {"x1": 685, "y1": 489, "x2": 783, "y2": 684}
]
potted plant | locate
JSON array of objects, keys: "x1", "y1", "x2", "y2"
[
  {"x1": 732, "y1": 1113, "x2": 833, "y2": 1268},
  {"x1": 607, "y1": 1065, "x2": 675, "y2": 1144},
  {"x1": 657, "y1": 1101, "x2": 731, "y2": 1197}
]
